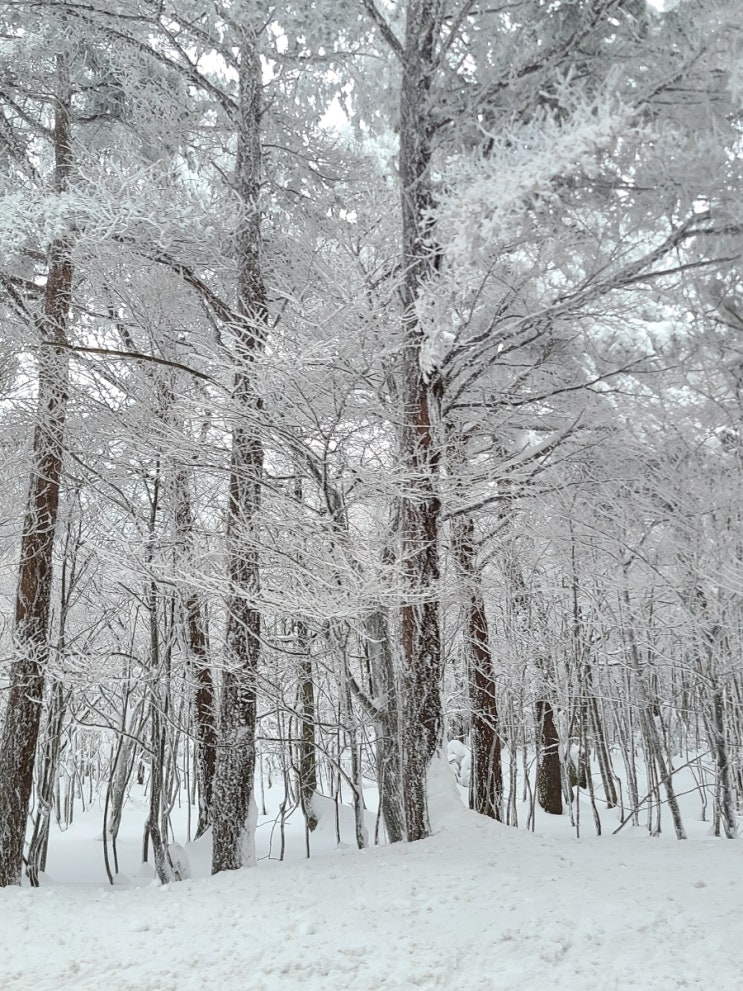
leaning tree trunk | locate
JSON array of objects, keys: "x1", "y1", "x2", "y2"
[
  {"x1": 0, "y1": 55, "x2": 72, "y2": 887},
  {"x1": 211, "y1": 25, "x2": 267, "y2": 874},
  {"x1": 397, "y1": 0, "x2": 444, "y2": 843}
]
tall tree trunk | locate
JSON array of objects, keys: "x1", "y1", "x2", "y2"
[
  {"x1": 211, "y1": 25, "x2": 267, "y2": 873},
  {"x1": 174, "y1": 468, "x2": 217, "y2": 839},
  {"x1": 296, "y1": 620, "x2": 319, "y2": 833},
  {"x1": 290, "y1": 476, "x2": 318, "y2": 835},
  {"x1": 570, "y1": 535, "x2": 617, "y2": 807},
  {"x1": 365, "y1": 609, "x2": 405, "y2": 844},
  {"x1": 398, "y1": 0, "x2": 444, "y2": 843},
  {"x1": 499, "y1": 517, "x2": 563, "y2": 817},
  {"x1": 588, "y1": 691, "x2": 617, "y2": 808},
  {"x1": 0, "y1": 55, "x2": 72, "y2": 887},
  {"x1": 690, "y1": 583, "x2": 737, "y2": 839},
  {"x1": 144, "y1": 461, "x2": 178, "y2": 884},
  {"x1": 454, "y1": 517, "x2": 503, "y2": 820},
  {"x1": 148, "y1": 695, "x2": 177, "y2": 884},
  {"x1": 26, "y1": 681, "x2": 67, "y2": 886},
  {"x1": 709, "y1": 679, "x2": 736, "y2": 838},
  {"x1": 536, "y1": 698, "x2": 563, "y2": 816},
  {"x1": 339, "y1": 645, "x2": 368, "y2": 850},
  {"x1": 621, "y1": 580, "x2": 686, "y2": 839},
  {"x1": 27, "y1": 507, "x2": 79, "y2": 884}
]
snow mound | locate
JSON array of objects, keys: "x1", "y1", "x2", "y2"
[{"x1": 2, "y1": 807, "x2": 742, "y2": 991}]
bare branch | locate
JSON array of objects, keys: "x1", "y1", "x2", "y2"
[
  {"x1": 43, "y1": 340, "x2": 217, "y2": 385},
  {"x1": 361, "y1": 0, "x2": 404, "y2": 61}
]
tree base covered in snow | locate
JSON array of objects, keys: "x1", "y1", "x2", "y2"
[{"x1": 1, "y1": 771, "x2": 742, "y2": 991}]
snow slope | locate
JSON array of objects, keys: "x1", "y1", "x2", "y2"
[{"x1": 2, "y1": 788, "x2": 741, "y2": 991}]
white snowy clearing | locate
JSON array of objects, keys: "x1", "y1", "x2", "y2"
[{"x1": 1, "y1": 760, "x2": 741, "y2": 991}]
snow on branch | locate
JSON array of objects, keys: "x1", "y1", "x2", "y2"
[{"x1": 436, "y1": 94, "x2": 641, "y2": 268}]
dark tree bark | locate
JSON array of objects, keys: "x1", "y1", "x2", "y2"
[
  {"x1": 398, "y1": 0, "x2": 444, "y2": 843},
  {"x1": 185, "y1": 593, "x2": 217, "y2": 839},
  {"x1": 27, "y1": 508, "x2": 79, "y2": 884},
  {"x1": 365, "y1": 609, "x2": 405, "y2": 844},
  {"x1": 296, "y1": 620, "x2": 319, "y2": 833},
  {"x1": 454, "y1": 517, "x2": 503, "y2": 821},
  {"x1": 143, "y1": 462, "x2": 178, "y2": 884},
  {"x1": 148, "y1": 697, "x2": 177, "y2": 884},
  {"x1": 174, "y1": 468, "x2": 217, "y2": 839},
  {"x1": 0, "y1": 55, "x2": 72, "y2": 887},
  {"x1": 211, "y1": 24, "x2": 267, "y2": 874},
  {"x1": 709, "y1": 680, "x2": 737, "y2": 839},
  {"x1": 536, "y1": 698, "x2": 563, "y2": 816},
  {"x1": 26, "y1": 681, "x2": 67, "y2": 886},
  {"x1": 689, "y1": 583, "x2": 736, "y2": 838},
  {"x1": 289, "y1": 476, "x2": 318, "y2": 835}
]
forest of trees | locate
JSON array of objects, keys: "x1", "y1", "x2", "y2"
[{"x1": 0, "y1": 0, "x2": 741, "y2": 886}]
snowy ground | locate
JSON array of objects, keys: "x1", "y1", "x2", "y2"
[{"x1": 1, "y1": 760, "x2": 742, "y2": 991}]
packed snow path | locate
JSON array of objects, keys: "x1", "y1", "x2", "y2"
[{"x1": 2, "y1": 811, "x2": 741, "y2": 991}]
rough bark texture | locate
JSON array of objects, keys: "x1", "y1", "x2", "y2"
[
  {"x1": 0, "y1": 56, "x2": 72, "y2": 887},
  {"x1": 365, "y1": 609, "x2": 405, "y2": 844},
  {"x1": 26, "y1": 681, "x2": 67, "y2": 886},
  {"x1": 211, "y1": 26, "x2": 267, "y2": 874},
  {"x1": 454, "y1": 518, "x2": 503, "y2": 821},
  {"x1": 296, "y1": 621, "x2": 318, "y2": 833},
  {"x1": 398, "y1": 0, "x2": 444, "y2": 843},
  {"x1": 187, "y1": 598, "x2": 217, "y2": 839},
  {"x1": 148, "y1": 698, "x2": 176, "y2": 885},
  {"x1": 536, "y1": 698, "x2": 563, "y2": 816},
  {"x1": 710, "y1": 681, "x2": 737, "y2": 839},
  {"x1": 144, "y1": 469, "x2": 178, "y2": 884},
  {"x1": 174, "y1": 468, "x2": 217, "y2": 839}
]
